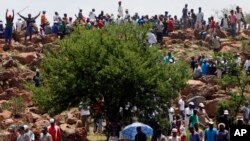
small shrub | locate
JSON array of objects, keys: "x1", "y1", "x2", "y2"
[
  {"x1": 0, "y1": 102, "x2": 11, "y2": 112},
  {"x1": 10, "y1": 96, "x2": 25, "y2": 116}
]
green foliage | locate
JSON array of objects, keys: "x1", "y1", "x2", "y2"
[
  {"x1": 29, "y1": 24, "x2": 190, "y2": 121},
  {"x1": 216, "y1": 100, "x2": 231, "y2": 120},
  {"x1": 0, "y1": 102, "x2": 11, "y2": 112},
  {"x1": 10, "y1": 96, "x2": 25, "y2": 115},
  {"x1": 242, "y1": 40, "x2": 250, "y2": 52},
  {"x1": 216, "y1": 52, "x2": 250, "y2": 118}
]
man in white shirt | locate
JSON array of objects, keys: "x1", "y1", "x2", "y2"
[
  {"x1": 79, "y1": 99, "x2": 90, "y2": 132},
  {"x1": 185, "y1": 102, "x2": 194, "y2": 127},
  {"x1": 236, "y1": 6, "x2": 242, "y2": 33},
  {"x1": 116, "y1": 15, "x2": 123, "y2": 25},
  {"x1": 118, "y1": 1, "x2": 123, "y2": 18},
  {"x1": 195, "y1": 7, "x2": 204, "y2": 30},
  {"x1": 89, "y1": 9, "x2": 96, "y2": 22},
  {"x1": 178, "y1": 97, "x2": 185, "y2": 120},
  {"x1": 156, "y1": 129, "x2": 167, "y2": 141},
  {"x1": 124, "y1": 9, "x2": 130, "y2": 22},
  {"x1": 17, "y1": 126, "x2": 30, "y2": 141},
  {"x1": 53, "y1": 12, "x2": 61, "y2": 24},
  {"x1": 167, "y1": 128, "x2": 181, "y2": 141},
  {"x1": 16, "y1": 18, "x2": 24, "y2": 32},
  {"x1": 244, "y1": 56, "x2": 250, "y2": 74},
  {"x1": 23, "y1": 125, "x2": 35, "y2": 141},
  {"x1": 147, "y1": 29, "x2": 157, "y2": 47},
  {"x1": 168, "y1": 106, "x2": 175, "y2": 129}
]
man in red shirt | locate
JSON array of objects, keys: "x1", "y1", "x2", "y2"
[
  {"x1": 230, "y1": 10, "x2": 237, "y2": 38},
  {"x1": 209, "y1": 16, "x2": 216, "y2": 37},
  {"x1": 168, "y1": 18, "x2": 174, "y2": 33},
  {"x1": 47, "y1": 118, "x2": 62, "y2": 141}
]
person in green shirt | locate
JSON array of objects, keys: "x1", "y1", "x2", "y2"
[
  {"x1": 189, "y1": 109, "x2": 199, "y2": 128},
  {"x1": 58, "y1": 21, "x2": 66, "y2": 39},
  {"x1": 5, "y1": 9, "x2": 14, "y2": 46}
]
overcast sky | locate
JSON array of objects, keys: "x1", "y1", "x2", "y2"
[{"x1": 1, "y1": 0, "x2": 250, "y2": 24}]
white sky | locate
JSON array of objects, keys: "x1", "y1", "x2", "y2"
[{"x1": 0, "y1": 0, "x2": 250, "y2": 24}]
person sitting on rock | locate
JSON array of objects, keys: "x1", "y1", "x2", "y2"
[
  {"x1": 18, "y1": 12, "x2": 41, "y2": 41},
  {"x1": 40, "y1": 127, "x2": 52, "y2": 141}
]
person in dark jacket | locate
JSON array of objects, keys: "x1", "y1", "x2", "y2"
[
  {"x1": 18, "y1": 12, "x2": 40, "y2": 41},
  {"x1": 135, "y1": 127, "x2": 147, "y2": 141},
  {"x1": 218, "y1": 110, "x2": 232, "y2": 131}
]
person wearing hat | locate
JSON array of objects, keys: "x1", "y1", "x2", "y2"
[
  {"x1": 218, "y1": 110, "x2": 232, "y2": 130},
  {"x1": 118, "y1": 1, "x2": 123, "y2": 18},
  {"x1": 198, "y1": 103, "x2": 209, "y2": 120},
  {"x1": 7, "y1": 124, "x2": 18, "y2": 141},
  {"x1": 216, "y1": 123, "x2": 229, "y2": 141},
  {"x1": 47, "y1": 118, "x2": 62, "y2": 141},
  {"x1": 242, "y1": 102, "x2": 250, "y2": 125},
  {"x1": 40, "y1": 127, "x2": 52, "y2": 141},
  {"x1": 204, "y1": 120, "x2": 217, "y2": 141},
  {"x1": 185, "y1": 102, "x2": 194, "y2": 127},
  {"x1": 23, "y1": 124, "x2": 35, "y2": 141},
  {"x1": 236, "y1": 116, "x2": 244, "y2": 125},
  {"x1": 17, "y1": 126, "x2": 30, "y2": 141},
  {"x1": 5, "y1": 9, "x2": 14, "y2": 47},
  {"x1": 23, "y1": 125, "x2": 35, "y2": 141},
  {"x1": 167, "y1": 128, "x2": 180, "y2": 141}
]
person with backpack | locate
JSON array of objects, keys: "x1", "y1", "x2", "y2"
[
  {"x1": 5, "y1": 9, "x2": 14, "y2": 47},
  {"x1": 18, "y1": 12, "x2": 41, "y2": 41}
]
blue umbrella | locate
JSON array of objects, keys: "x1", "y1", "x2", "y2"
[{"x1": 122, "y1": 122, "x2": 153, "y2": 141}]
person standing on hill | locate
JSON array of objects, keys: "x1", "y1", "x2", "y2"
[
  {"x1": 182, "y1": 4, "x2": 188, "y2": 30},
  {"x1": 41, "y1": 11, "x2": 47, "y2": 30},
  {"x1": 195, "y1": 7, "x2": 204, "y2": 30},
  {"x1": 18, "y1": 12, "x2": 41, "y2": 41},
  {"x1": 5, "y1": 9, "x2": 14, "y2": 47},
  {"x1": 236, "y1": 6, "x2": 242, "y2": 34},
  {"x1": 220, "y1": 14, "x2": 229, "y2": 31},
  {"x1": 229, "y1": 10, "x2": 237, "y2": 38},
  {"x1": 118, "y1": 1, "x2": 124, "y2": 19}
]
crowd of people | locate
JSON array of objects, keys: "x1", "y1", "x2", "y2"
[{"x1": 1, "y1": 1, "x2": 250, "y2": 141}]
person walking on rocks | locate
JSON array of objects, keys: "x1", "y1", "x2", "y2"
[
  {"x1": 47, "y1": 118, "x2": 62, "y2": 141},
  {"x1": 5, "y1": 9, "x2": 14, "y2": 47},
  {"x1": 40, "y1": 127, "x2": 52, "y2": 141},
  {"x1": 79, "y1": 98, "x2": 91, "y2": 132},
  {"x1": 18, "y1": 12, "x2": 41, "y2": 41}
]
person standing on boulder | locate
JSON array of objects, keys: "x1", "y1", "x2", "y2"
[
  {"x1": 229, "y1": 10, "x2": 237, "y2": 38},
  {"x1": 47, "y1": 118, "x2": 62, "y2": 141},
  {"x1": 182, "y1": 4, "x2": 188, "y2": 30},
  {"x1": 5, "y1": 9, "x2": 14, "y2": 47},
  {"x1": 18, "y1": 12, "x2": 41, "y2": 41},
  {"x1": 195, "y1": 7, "x2": 204, "y2": 30}
]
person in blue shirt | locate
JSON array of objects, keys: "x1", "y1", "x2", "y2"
[
  {"x1": 201, "y1": 60, "x2": 209, "y2": 76},
  {"x1": 138, "y1": 16, "x2": 145, "y2": 26},
  {"x1": 164, "y1": 52, "x2": 175, "y2": 64},
  {"x1": 52, "y1": 22, "x2": 59, "y2": 35},
  {"x1": 189, "y1": 126, "x2": 201, "y2": 141},
  {"x1": 205, "y1": 121, "x2": 217, "y2": 141}
]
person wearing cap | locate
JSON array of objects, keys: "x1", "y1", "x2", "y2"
[
  {"x1": 216, "y1": 123, "x2": 229, "y2": 141},
  {"x1": 218, "y1": 110, "x2": 232, "y2": 130},
  {"x1": 23, "y1": 125, "x2": 35, "y2": 141},
  {"x1": 118, "y1": 1, "x2": 123, "y2": 18},
  {"x1": 198, "y1": 103, "x2": 209, "y2": 120},
  {"x1": 17, "y1": 126, "x2": 30, "y2": 141},
  {"x1": 242, "y1": 102, "x2": 250, "y2": 125},
  {"x1": 167, "y1": 128, "x2": 180, "y2": 141},
  {"x1": 204, "y1": 120, "x2": 217, "y2": 141},
  {"x1": 185, "y1": 102, "x2": 194, "y2": 127},
  {"x1": 7, "y1": 124, "x2": 18, "y2": 141},
  {"x1": 189, "y1": 126, "x2": 201, "y2": 141},
  {"x1": 47, "y1": 118, "x2": 62, "y2": 141},
  {"x1": 40, "y1": 127, "x2": 52, "y2": 141},
  {"x1": 18, "y1": 11, "x2": 41, "y2": 41},
  {"x1": 189, "y1": 109, "x2": 199, "y2": 128}
]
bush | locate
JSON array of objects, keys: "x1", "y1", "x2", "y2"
[{"x1": 10, "y1": 96, "x2": 25, "y2": 116}]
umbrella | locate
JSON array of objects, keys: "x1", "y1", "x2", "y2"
[{"x1": 122, "y1": 122, "x2": 153, "y2": 141}]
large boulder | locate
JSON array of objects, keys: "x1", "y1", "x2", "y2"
[
  {"x1": 75, "y1": 127, "x2": 88, "y2": 141},
  {"x1": 204, "y1": 98, "x2": 226, "y2": 117},
  {"x1": 13, "y1": 52, "x2": 37, "y2": 65},
  {"x1": 0, "y1": 110, "x2": 12, "y2": 120},
  {"x1": 1, "y1": 118, "x2": 14, "y2": 128},
  {"x1": 60, "y1": 124, "x2": 75, "y2": 138}
]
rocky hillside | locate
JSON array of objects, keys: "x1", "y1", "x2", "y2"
[{"x1": 0, "y1": 28, "x2": 249, "y2": 140}]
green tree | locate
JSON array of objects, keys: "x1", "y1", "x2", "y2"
[
  {"x1": 29, "y1": 24, "x2": 190, "y2": 123},
  {"x1": 216, "y1": 52, "x2": 250, "y2": 119}
]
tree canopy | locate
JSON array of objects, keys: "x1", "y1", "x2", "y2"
[{"x1": 29, "y1": 24, "x2": 190, "y2": 122}]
